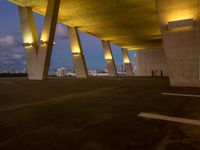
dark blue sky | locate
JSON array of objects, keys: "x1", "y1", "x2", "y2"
[{"x1": 0, "y1": 0, "x2": 135, "y2": 72}]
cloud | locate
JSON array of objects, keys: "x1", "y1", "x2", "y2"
[
  {"x1": 0, "y1": 35, "x2": 25, "y2": 70},
  {"x1": 56, "y1": 23, "x2": 68, "y2": 39},
  {"x1": 0, "y1": 48, "x2": 24, "y2": 62},
  {"x1": 0, "y1": 35, "x2": 20, "y2": 48},
  {"x1": 13, "y1": 54, "x2": 24, "y2": 60}
]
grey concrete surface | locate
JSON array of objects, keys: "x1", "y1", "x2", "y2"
[
  {"x1": 156, "y1": 0, "x2": 200, "y2": 87},
  {"x1": 68, "y1": 27, "x2": 88, "y2": 78},
  {"x1": 0, "y1": 77, "x2": 200, "y2": 150},
  {"x1": 8, "y1": 0, "x2": 200, "y2": 87},
  {"x1": 18, "y1": 0, "x2": 60, "y2": 80},
  {"x1": 121, "y1": 48, "x2": 134, "y2": 77},
  {"x1": 102, "y1": 40, "x2": 118, "y2": 77},
  {"x1": 135, "y1": 49, "x2": 168, "y2": 77},
  {"x1": 8, "y1": 0, "x2": 162, "y2": 50}
]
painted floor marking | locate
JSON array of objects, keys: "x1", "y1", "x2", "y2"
[
  {"x1": 0, "y1": 81, "x2": 13, "y2": 84},
  {"x1": 138, "y1": 112, "x2": 200, "y2": 126},
  {"x1": 162, "y1": 93, "x2": 200, "y2": 98}
]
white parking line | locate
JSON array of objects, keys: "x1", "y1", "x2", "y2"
[
  {"x1": 138, "y1": 112, "x2": 200, "y2": 126},
  {"x1": 0, "y1": 81, "x2": 13, "y2": 84},
  {"x1": 162, "y1": 93, "x2": 200, "y2": 98}
]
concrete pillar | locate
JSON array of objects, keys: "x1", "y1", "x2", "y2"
[
  {"x1": 121, "y1": 48, "x2": 134, "y2": 76},
  {"x1": 18, "y1": 7, "x2": 38, "y2": 79},
  {"x1": 102, "y1": 40, "x2": 118, "y2": 77},
  {"x1": 18, "y1": 0, "x2": 60, "y2": 80},
  {"x1": 156, "y1": 0, "x2": 200, "y2": 87},
  {"x1": 68, "y1": 27, "x2": 88, "y2": 78}
]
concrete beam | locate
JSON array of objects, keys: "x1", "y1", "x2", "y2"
[
  {"x1": 121, "y1": 48, "x2": 134, "y2": 76},
  {"x1": 18, "y1": 0, "x2": 60, "y2": 80},
  {"x1": 10, "y1": 0, "x2": 162, "y2": 50},
  {"x1": 102, "y1": 40, "x2": 118, "y2": 77},
  {"x1": 68, "y1": 27, "x2": 88, "y2": 78}
]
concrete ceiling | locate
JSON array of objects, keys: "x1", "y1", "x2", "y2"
[{"x1": 8, "y1": 0, "x2": 162, "y2": 50}]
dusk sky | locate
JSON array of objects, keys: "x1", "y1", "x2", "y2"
[{"x1": 0, "y1": 0, "x2": 135, "y2": 72}]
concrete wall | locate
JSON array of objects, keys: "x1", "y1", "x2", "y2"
[
  {"x1": 134, "y1": 49, "x2": 168, "y2": 77},
  {"x1": 156, "y1": 0, "x2": 200, "y2": 87}
]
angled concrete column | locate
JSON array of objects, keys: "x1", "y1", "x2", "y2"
[
  {"x1": 102, "y1": 40, "x2": 118, "y2": 77},
  {"x1": 18, "y1": 7, "x2": 38, "y2": 79},
  {"x1": 121, "y1": 48, "x2": 134, "y2": 76},
  {"x1": 156, "y1": 0, "x2": 200, "y2": 87},
  {"x1": 68, "y1": 27, "x2": 88, "y2": 78},
  {"x1": 18, "y1": 0, "x2": 60, "y2": 80}
]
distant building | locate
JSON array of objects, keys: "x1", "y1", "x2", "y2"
[
  {"x1": 22, "y1": 67, "x2": 27, "y2": 73},
  {"x1": 88, "y1": 70, "x2": 97, "y2": 76},
  {"x1": 56, "y1": 67, "x2": 66, "y2": 77},
  {"x1": 66, "y1": 69, "x2": 75, "y2": 76},
  {"x1": 9, "y1": 68, "x2": 16, "y2": 73},
  {"x1": 66, "y1": 72, "x2": 75, "y2": 77}
]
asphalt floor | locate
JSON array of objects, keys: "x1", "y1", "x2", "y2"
[{"x1": 0, "y1": 77, "x2": 200, "y2": 150}]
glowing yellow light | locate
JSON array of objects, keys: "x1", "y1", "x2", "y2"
[
  {"x1": 72, "y1": 46, "x2": 81, "y2": 54},
  {"x1": 23, "y1": 34, "x2": 35, "y2": 48},
  {"x1": 105, "y1": 53, "x2": 112, "y2": 60},
  {"x1": 24, "y1": 34, "x2": 33, "y2": 44},
  {"x1": 165, "y1": 9, "x2": 194, "y2": 23},
  {"x1": 71, "y1": 46, "x2": 81, "y2": 56},
  {"x1": 40, "y1": 33, "x2": 48, "y2": 42},
  {"x1": 124, "y1": 58, "x2": 130, "y2": 63},
  {"x1": 73, "y1": 49, "x2": 81, "y2": 53}
]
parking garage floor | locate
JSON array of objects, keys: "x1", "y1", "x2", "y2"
[{"x1": 0, "y1": 77, "x2": 200, "y2": 150}]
